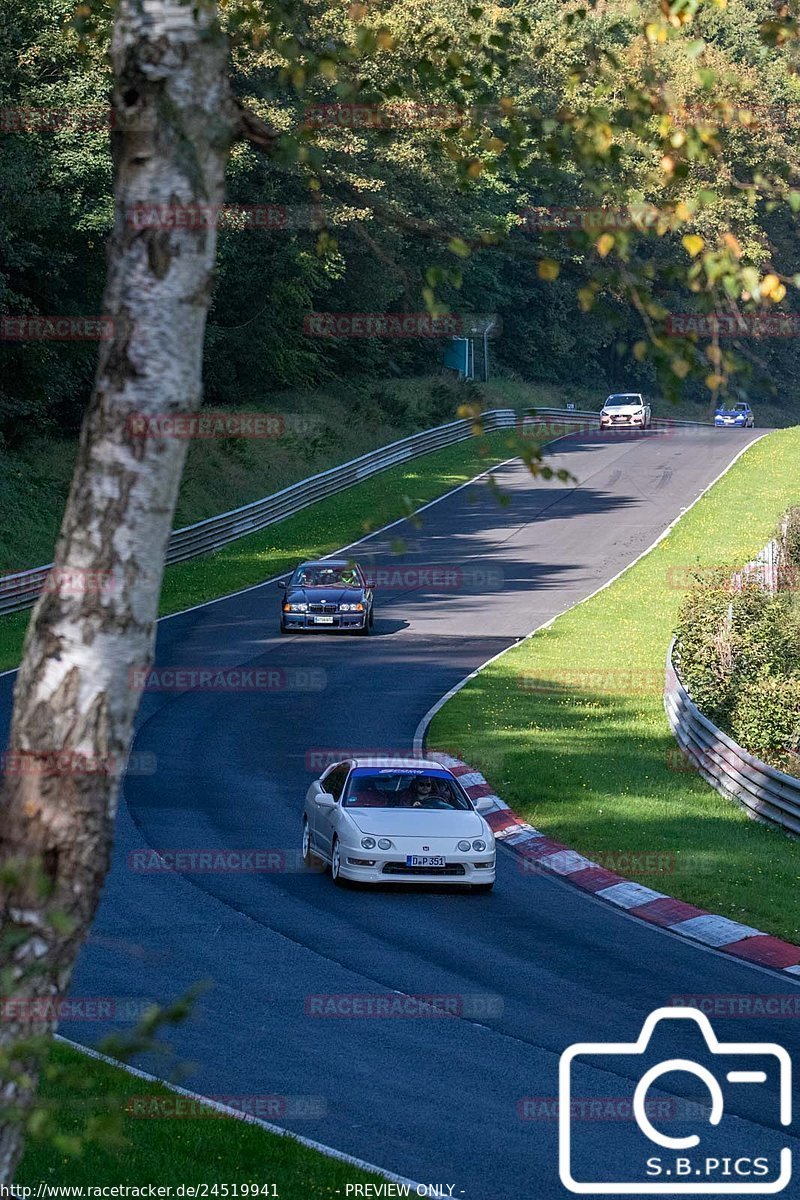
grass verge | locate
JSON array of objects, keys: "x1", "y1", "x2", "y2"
[
  {"x1": 16, "y1": 1041, "x2": 382, "y2": 1192},
  {"x1": 0, "y1": 426, "x2": 553, "y2": 672},
  {"x1": 429, "y1": 427, "x2": 800, "y2": 944}
]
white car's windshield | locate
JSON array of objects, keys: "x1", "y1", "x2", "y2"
[
  {"x1": 343, "y1": 770, "x2": 472, "y2": 810},
  {"x1": 605, "y1": 395, "x2": 641, "y2": 407}
]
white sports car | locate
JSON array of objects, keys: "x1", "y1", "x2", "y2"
[
  {"x1": 302, "y1": 758, "x2": 496, "y2": 891},
  {"x1": 599, "y1": 393, "x2": 651, "y2": 429}
]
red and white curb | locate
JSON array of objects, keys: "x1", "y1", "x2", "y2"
[{"x1": 433, "y1": 754, "x2": 800, "y2": 975}]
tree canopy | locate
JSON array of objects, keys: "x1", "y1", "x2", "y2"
[{"x1": 2, "y1": 0, "x2": 800, "y2": 434}]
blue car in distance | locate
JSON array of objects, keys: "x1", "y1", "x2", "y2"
[
  {"x1": 715, "y1": 402, "x2": 754, "y2": 428},
  {"x1": 279, "y1": 559, "x2": 374, "y2": 635}
]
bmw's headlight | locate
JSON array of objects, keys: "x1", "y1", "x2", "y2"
[
  {"x1": 472, "y1": 839, "x2": 487, "y2": 852},
  {"x1": 457, "y1": 840, "x2": 471, "y2": 852},
  {"x1": 377, "y1": 838, "x2": 392, "y2": 850},
  {"x1": 285, "y1": 602, "x2": 308, "y2": 612},
  {"x1": 340, "y1": 603, "x2": 364, "y2": 612},
  {"x1": 361, "y1": 837, "x2": 376, "y2": 849}
]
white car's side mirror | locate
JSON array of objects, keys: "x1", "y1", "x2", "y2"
[
  {"x1": 474, "y1": 797, "x2": 494, "y2": 813},
  {"x1": 316, "y1": 792, "x2": 335, "y2": 809}
]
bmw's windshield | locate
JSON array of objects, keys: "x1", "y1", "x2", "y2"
[
  {"x1": 293, "y1": 564, "x2": 361, "y2": 587},
  {"x1": 342, "y1": 769, "x2": 472, "y2": 810}
]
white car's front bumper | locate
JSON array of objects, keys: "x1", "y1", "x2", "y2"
[
  {"x1": 600, "y1": 414, "x2": 646, "y2": 427},
  {"x1": 340, "y1": 842, "x2": 496, "y2": 885}
]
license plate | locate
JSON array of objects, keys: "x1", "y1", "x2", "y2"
[
  {"x1": 314, "y1": 615, "x2": 335, "y2": 624},
  {"x1": 406, "y1": 855, "x2": 446, "y2": 867}
]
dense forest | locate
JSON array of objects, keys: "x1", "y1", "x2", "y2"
[{"x1": 2, "y1": 0, "x2": 800, "y2": 444}]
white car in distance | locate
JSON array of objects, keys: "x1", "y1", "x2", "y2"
[
  {"x1": 302, "y1": 758, "x2": 496, "y2": 892},
  {"x1": 599, "y1": 393, "x2": 652, "y2": 429}
]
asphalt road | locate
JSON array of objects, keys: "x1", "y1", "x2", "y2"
[{"x1": 4, "y1": 425, "x2": 797, "y2": 1199}]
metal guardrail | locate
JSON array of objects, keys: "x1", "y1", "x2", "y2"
[
  {"x1": 0, "y1": 405, "x2": 709, "y2": 617},
  {"x1": 665, "y1": 638, "x2": 800, "y2": 836}
]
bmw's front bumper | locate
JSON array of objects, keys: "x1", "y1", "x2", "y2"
[
  {"x1": 339, "y1": 843, "x2": 496, "y2": 885},
  {"x1": 283, "y1": 613, "x2": 368, "y2": 631}
]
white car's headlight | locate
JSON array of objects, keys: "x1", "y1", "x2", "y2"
[
  {"x1": 340, "y1": 603, "x2": 364, "y2": 612},
  {"x1": 285, "y1": 602, "x2": 308, "y2": 612},
  {"x1": 457, "y1": 840, "x2": 471, "y2": 852},
  {"x1": 472, "y1": 839, "x2": 487, "y2": 852},
  {"x1": 361, "y1": 837, "x2": 376, "y2": 849},
  {"x1": 377, "y1": 838, "x2": 392, "y2": 850}
]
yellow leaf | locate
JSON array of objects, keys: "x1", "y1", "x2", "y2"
[
  {"x1": 772, "y1": 283, "x2": 787, "y2": 303},
  {"x1": 633, "y1": 341, "x2": 648, "y2": 361},
  {"x1": 761, "y1": 273, "x2": 781, "y2": 297},
  {"x1": 596, "y1": 233, "x2": 614, "y2": 258},
  {"x1": 377, "y1": 32, "x2": 396, "y2": 49},
  {"x1": 318, "y1": 59, "x2": 337, "y2": 80},
  {"x1": 577, "y1": 286, "x2": 595, "y2": 312},
  {"x1": 466, "y1": 159, "x2": 484, "y2": 178},
  {"x1": 721, "y1": 233, "x2": 741, "y2": 259},
  {"x1": 671, "y1": 358, "x2": 691, "y2": 379},
  {"x1": 682, "y1": 234, "x2": 704, "y2": 258},
  {"x1": 538, "y1": 259, "x2": 560, "y2": 281},
  {"x1": 705, "y1": 373, "x2": 724, "y2": 390}
]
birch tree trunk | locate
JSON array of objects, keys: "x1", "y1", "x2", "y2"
[{"x1": 0, "y1": 0, "x2": 238, "y2": 1178}]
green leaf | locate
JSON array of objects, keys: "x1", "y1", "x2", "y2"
[{"x1": 448, "y1": 237, "x2": 472, "y2": 258}]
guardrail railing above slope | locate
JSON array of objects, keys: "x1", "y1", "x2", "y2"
[
  {"x1": 0, "y1": 405, "x2": 710, "y2": 617},
  {"x1": 665, "y1": 535, "x2": 800, "y2": 834},
  {"x1": 664, "y1": 639, "x2": 800, "y2": 836}
]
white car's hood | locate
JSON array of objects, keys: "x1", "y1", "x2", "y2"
[
  {"x1": 348, "y1": 809, "x2": 485, "y2": 838},
  {"x1": 602, "y1": 403, "x2": 643, "y2": 415}
]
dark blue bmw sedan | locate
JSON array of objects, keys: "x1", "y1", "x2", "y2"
[{"x1": 279, "y1": 560, "x2": 374, "y2": 635}]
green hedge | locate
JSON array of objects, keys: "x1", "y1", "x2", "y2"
[{"x1": 674, "y1": 515, "x2": 800, "y2": 771}]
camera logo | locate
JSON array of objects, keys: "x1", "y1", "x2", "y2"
[{"x1": 559, "y1": 1007, "x2": 792, "y2": 1193}]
